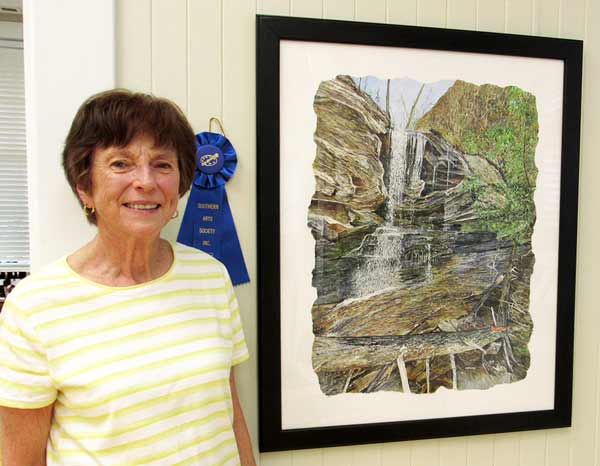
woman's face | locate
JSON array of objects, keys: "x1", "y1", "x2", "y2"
[{"x1": 78, "y1": 133, "x2": 181, "y2": 241}]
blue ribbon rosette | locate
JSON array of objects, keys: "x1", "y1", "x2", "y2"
[{"x1": 177, "y1": 131, "x2": 250, "y2": 285}]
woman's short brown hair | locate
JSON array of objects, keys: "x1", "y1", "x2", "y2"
[{"x1": 62, "y1": 89, "x2": 197, "y2": 224}]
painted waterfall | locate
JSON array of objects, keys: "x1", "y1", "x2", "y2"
[{"x1": 309, "y1": 75, "x2": 538, "y2": 395}]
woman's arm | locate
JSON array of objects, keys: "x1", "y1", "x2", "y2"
[
  {"x1": 229, "y1": 370, "x2": 257, "y2": 466},
  {"x1": 0, "y1": 404, "x2": 53, "y2": 466}
]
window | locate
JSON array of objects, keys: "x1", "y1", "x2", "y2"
[{"x1": 0, "y1": 29, "x2": 28, "y2": 272}]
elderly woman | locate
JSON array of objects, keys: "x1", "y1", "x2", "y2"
[{"x1": 0, "y1": 90, "x2": 256, "y2": 466}]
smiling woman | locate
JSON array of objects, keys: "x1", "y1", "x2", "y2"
[
  {"x1": 62, "y1": 90, "x2": 196, "y2": 227},
  {"x1": 0, "y1": 90, "x2": 256, "y2": 466},
  {"x1": 77, "y1": 134, "x2": 181, "y2": 248},
  {"x1": 62, "y1": 90, "x2": 196, "y2": 287}
]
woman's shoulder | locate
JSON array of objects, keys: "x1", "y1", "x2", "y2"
[
  {"x1": 173, "y1": 242, "x2": 224, "y2": 265},
  {"x1": 172, "y1": 242, "x2": 231, "y2": 279},
  {"x1": 3, "y1": 257, "x2": 76, "y2": 310}
]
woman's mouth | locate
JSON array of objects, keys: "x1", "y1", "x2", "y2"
[{"x1": 123, "y1": 203, "x2": 160, "y2": 211}]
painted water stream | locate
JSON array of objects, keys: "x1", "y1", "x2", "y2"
[{"x1": 349, "y1": 129, "x2": 432, "y2": 298}]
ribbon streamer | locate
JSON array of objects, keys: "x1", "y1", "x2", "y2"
[{"x1": 177, "y1": 128, "x2": 250, "y2": 285}]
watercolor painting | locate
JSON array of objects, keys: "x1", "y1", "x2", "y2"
[{"x1": 309, "y1": 75, "x2": 538, "y2": 395}]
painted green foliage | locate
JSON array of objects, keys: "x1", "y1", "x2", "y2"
[{"x1": 417, "y1": 81, "x2": 538, "y2": 243}]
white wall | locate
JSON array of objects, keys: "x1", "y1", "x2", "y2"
[
  {"x1": 23, "y1": 0, "x2": 115, "y2": 271},
  {"x1": 21, "y1": 0, "x2": 598, "y2": 465}
]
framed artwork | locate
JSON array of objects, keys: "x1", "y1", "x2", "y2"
[{"x1": 256, "y1": 14, "x2": 582, "y2": 452}]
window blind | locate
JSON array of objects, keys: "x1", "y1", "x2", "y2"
[{"x1": 0, "y1": 39, "x2": 28, "y2": 272}]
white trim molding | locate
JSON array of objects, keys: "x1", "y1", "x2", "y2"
[{"x1": 23, "y1": 0, "x2": 115, "y2": 271}]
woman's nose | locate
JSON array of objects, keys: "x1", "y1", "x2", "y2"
[{"x1": 132, "y1": 164, "x2": 157, "y2": 190}]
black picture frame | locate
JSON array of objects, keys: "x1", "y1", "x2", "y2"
[{"x1": 256, "y1": 14, "x2": 582, "y2": 452}]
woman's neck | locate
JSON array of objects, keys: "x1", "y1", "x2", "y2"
[{"x1": 67, "y1": 233, "x2": 174, "y2": 287}]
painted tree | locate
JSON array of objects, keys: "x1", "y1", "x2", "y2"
[{"x1": 417, "y1": 81, "x2": 539, "y2": 243}]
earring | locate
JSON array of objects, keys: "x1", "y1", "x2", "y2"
[
  {"x1": 83, "y1": 205, "x2": 96, "y2": 216},
  {"x1": 171, "y1": 210, "x2": 179, "y2": 219}
]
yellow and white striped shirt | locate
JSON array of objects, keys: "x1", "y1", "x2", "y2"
[{"x1": 0, "y1": 242, "x2": 249, "y2": 465}]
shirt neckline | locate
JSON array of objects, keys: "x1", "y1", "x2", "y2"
[{"x1": 62, "y1": 241, "x2": 177, "y2": 291}]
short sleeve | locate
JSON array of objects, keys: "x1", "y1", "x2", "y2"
[
  {"x1": 223, "y1": 270, "x2": 249, "y2": 367},
  {"x1": 0, "y1": 299, "x2": 57, "y2": 408}
]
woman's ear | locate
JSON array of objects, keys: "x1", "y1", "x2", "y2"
[{"x1": 76, "y1": 184, "x2": 93, "y2": 209}]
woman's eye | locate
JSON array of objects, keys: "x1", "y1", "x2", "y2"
[
  {"x1": 110, "y1": 160, "x2": 129, "y2": 169},
  {"x1": 156, "y1": 162, "x2": 174, "y2": 170}
]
